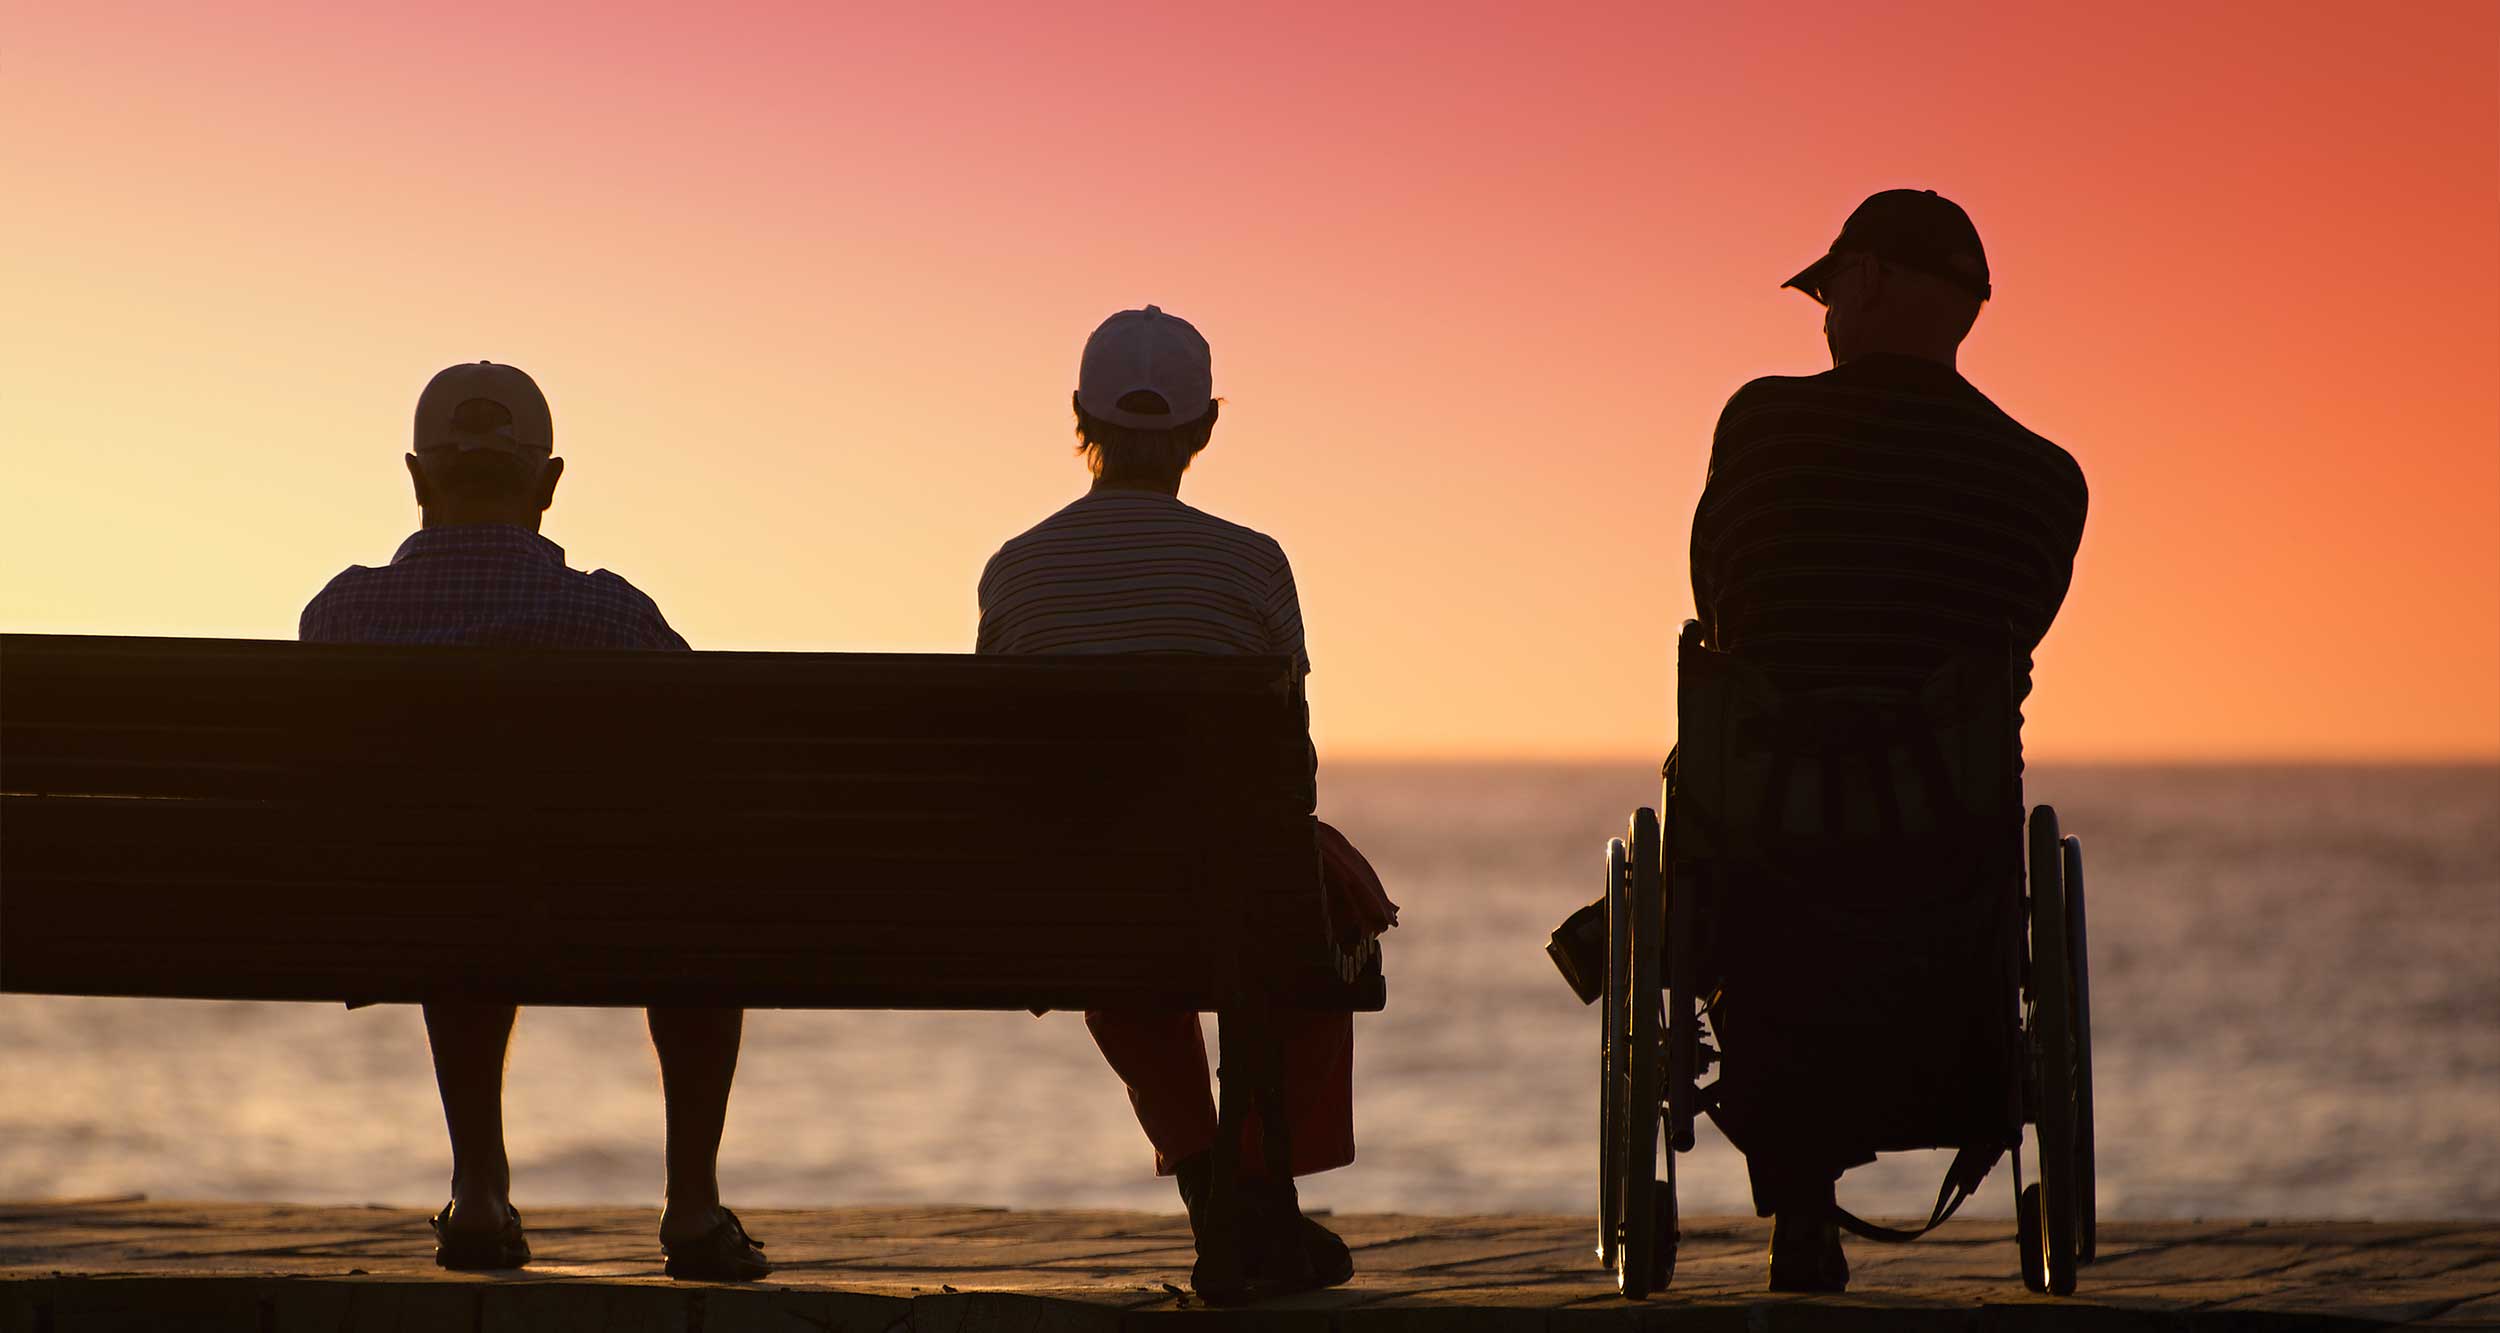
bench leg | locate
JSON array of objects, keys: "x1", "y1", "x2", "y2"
[
  {"x1": 1206, "y1": 1006, "x2": 1250, "y2": 1294},
  {"x1": 1209, "y1": 997, "x2": 1291, "y2": 1288}
]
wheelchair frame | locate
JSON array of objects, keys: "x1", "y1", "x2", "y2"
[{"x1": 1597, "y1": 621, "x2": 2096, "y2": 1297}]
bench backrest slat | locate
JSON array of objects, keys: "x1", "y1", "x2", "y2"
[{"x1": 3, "y1": 635, "x2": 1360, "y2": 1011}]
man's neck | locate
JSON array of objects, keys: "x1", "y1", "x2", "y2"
[
  {"x1": 420, "y1": 510, "x2": 543, "y2": 531},
  {"x1": 1836, "y1": 345, "x2": 1959, "y2": 372},
  {"x1": 1088, "y1": 477, "x2": 1182, "y2": 498}
]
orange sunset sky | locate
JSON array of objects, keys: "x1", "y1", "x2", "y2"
[{"x1": 5, "y1": 2, "x2": 2495, "y2": 761}]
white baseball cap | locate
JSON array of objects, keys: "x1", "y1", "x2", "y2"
[
  {"x1": 1076, "y1": 306, "x2": 1212, "y2": 430},
  {"x1": 413, "y1": 361, "x2": 553, "y2": 456}
]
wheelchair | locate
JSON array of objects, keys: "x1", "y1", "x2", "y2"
[{"x1": 1594, "y1": 622, "x2": 2095, "y2": 1297}]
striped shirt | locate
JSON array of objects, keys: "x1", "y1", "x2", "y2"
[
  {"x1": 300, "y1": 524, "x2": 687, "y2": 651},
  {"x1": 976, "y1": 489, "x2": 1307, "y2": 672},
  {"x1": 1690, "y1": 354, "x2": 2086, "y2": 699}
]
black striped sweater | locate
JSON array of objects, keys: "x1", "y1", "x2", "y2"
[{"x1": 1690, "y1": 354, "x2": 2087, "y2": 703}]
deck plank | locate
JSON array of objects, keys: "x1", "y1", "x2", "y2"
[{"x1": 4, "y1": 1200, "x2": 2495, "y2": 1328}]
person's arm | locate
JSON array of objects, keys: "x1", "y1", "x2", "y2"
[
  {"x1": 1689, "y1": 383, "x2": 1759, "y2": 645},
  {"x1": 1263, "y1": 551, "x2": 1318, "y2": 809},
  {"x1": 1261, "y1": 549, "x2": 1310, "y2": 678},
  {"x1": 2037, "y1": 466, "x2": 2089, "y2": 632},
  {"x1": 2014, "y1": 462, "x2": 2090, "y2": 714},
  {"x1": 973, "y1": 551, "x2": 1003, "y2": 655},
  {"x1": 298, "y1": 571, "x2": 353, "y2": 643},
  {"x1": 585, "y1": 571, "x2": 690, "y2": 651},
  {"x1": 643, "y1": 600, "x2": 692, "y2": 652},
  {"x1": 1688, "y1": 509, "x2": 1723, "y2": 650}
]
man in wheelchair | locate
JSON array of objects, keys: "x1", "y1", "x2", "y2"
[{"x1": 1554, "y1": 189, "x2": 2088, "y2": 1293}]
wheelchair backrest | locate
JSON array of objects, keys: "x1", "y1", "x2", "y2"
[{"x1": 1670, "y1": 620, "x2": 2023, "y2": 894}]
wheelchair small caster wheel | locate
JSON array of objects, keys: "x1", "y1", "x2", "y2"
[{"x1": 2018, "y1": 1183, "x2": 2047, "y2": 1293}]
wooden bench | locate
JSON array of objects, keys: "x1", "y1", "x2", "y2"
[{"x1": 0, "y1": 633, "x2": 1383, "y2": 1239}]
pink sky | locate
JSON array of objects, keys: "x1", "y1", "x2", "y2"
[{"x1": 5, "y1": 1, "x2": 2495, "y2": 759}]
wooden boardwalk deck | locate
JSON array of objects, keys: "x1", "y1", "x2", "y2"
[{"x1": 3, "y1": 1200, "x2": 2495, "y2": 1329}]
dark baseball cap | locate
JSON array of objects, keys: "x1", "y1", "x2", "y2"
[
  {"x1": 1783, "y1": 189, "x2": 1992, "y2": 304},
  {"x1": 413, "y1": 361, "x2": 553, "y2": 456}
]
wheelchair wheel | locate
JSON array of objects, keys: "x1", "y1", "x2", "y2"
[
  {"x1": 1597, "y1": 838, "x2": 1628, "y2": 1270},
  {"x1": 2027, "y1": 804, "x2": 2081, "y2": 1296},
  {"x1": 1616, "y1": 807, "x2": 1665, "y2": 1299},
  {"x1": 1656, "y1": 1116, "x2": 1679, "y2": 1291},
  {"x1": 2064, "y1": 834, "x2": 2097, "y2": 1264},
  {"x1": 2017, "y1": 1181, "x2": 2047, "y2": 1293},
  {"x1": 1656, "y1": 809, "x2": 1696, "y2": 1291}
]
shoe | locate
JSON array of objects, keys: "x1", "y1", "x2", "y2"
[
  {"x1": 1175, "y1": 1154, "x2": 1342, "y2": 1303},
  {"x1": 430, "y1": 1201, "x2": 529, "y2": 1271},
  {"x1": 1545, "y1": 896, "x2": 1608, "y2": 1004},
  {"x1": 662, "y1": 1206, "x2": 772, "y2": 1282},
  {"x1": 1766, "y1": 1209, "x2": 1848, "y2": 1293},
  {"x1": 1255, "y1": 1175, "x2": 1353, "y2": 1290},
  {"x1": 1175, "y1": 1152, "x2": 1251, "y2": 1302}
]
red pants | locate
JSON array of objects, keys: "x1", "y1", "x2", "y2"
[{"x1": 1083, "y1": 1008, "x2": 1355, "y2": 1178}]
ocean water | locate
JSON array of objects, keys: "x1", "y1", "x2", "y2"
[{"x1": 3, "y1": 763, "x2": 2494, "y2": 1221}]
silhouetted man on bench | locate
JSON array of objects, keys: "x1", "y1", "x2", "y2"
[
  {"x1": 976, "y1": 307, "x2": 1358, "y2": 1302},
  {"x1": 299, "y1": 362, "x2": 769, "y2": 1281}
]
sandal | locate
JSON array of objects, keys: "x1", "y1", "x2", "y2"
[
  {"x1": 662, "y1": 1206, "x2": 772, "y2": 1282},
  {"x1": 430, "y1": 1201, "x2": 530, "y2": 1271}
]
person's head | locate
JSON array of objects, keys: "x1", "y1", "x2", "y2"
[
  {"x1": 1783, "y1": 189, "x2": 1990, "y2": 367},
  {"x1": 1072, "y1": 305, "x2": 1217, "y2": 490},
  {"x1": 404, "y1": 361, "x2": 563, "y2": 528}
]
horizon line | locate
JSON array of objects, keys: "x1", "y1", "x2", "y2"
[{"x1": 1317, "y1": 750, "x2": 2500, "y2": 768}]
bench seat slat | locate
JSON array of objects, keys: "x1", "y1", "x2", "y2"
[
  {"x1": 6, "y1": 889, "x2": 1252, "y2": 935},
  {"x1": 0, "y1": 797, "x2": 1310, "y2": 846},
  {"x1": 3, "y1": 957, "x2": 1377, "y2": 1011}
]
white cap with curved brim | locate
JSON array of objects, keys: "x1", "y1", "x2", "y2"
[
  {"x1": 1077, "y1": 306, "x2": 1212, "y2": 430},
  {"x1": 413, "y1": 361, "x2": 553, "y2": 456}
]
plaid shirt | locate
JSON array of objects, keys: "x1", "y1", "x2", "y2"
[{"x1": 300, "y1": 524, "x2": 687, "y2": 650}]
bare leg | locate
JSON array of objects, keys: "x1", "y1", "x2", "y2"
[
  {"x1": 648, "y1": 1005, "x2": 742, "y2": 1245},
  {"x1": 423, "y1": 1001, "x2": 517, "y2": 1230}
]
